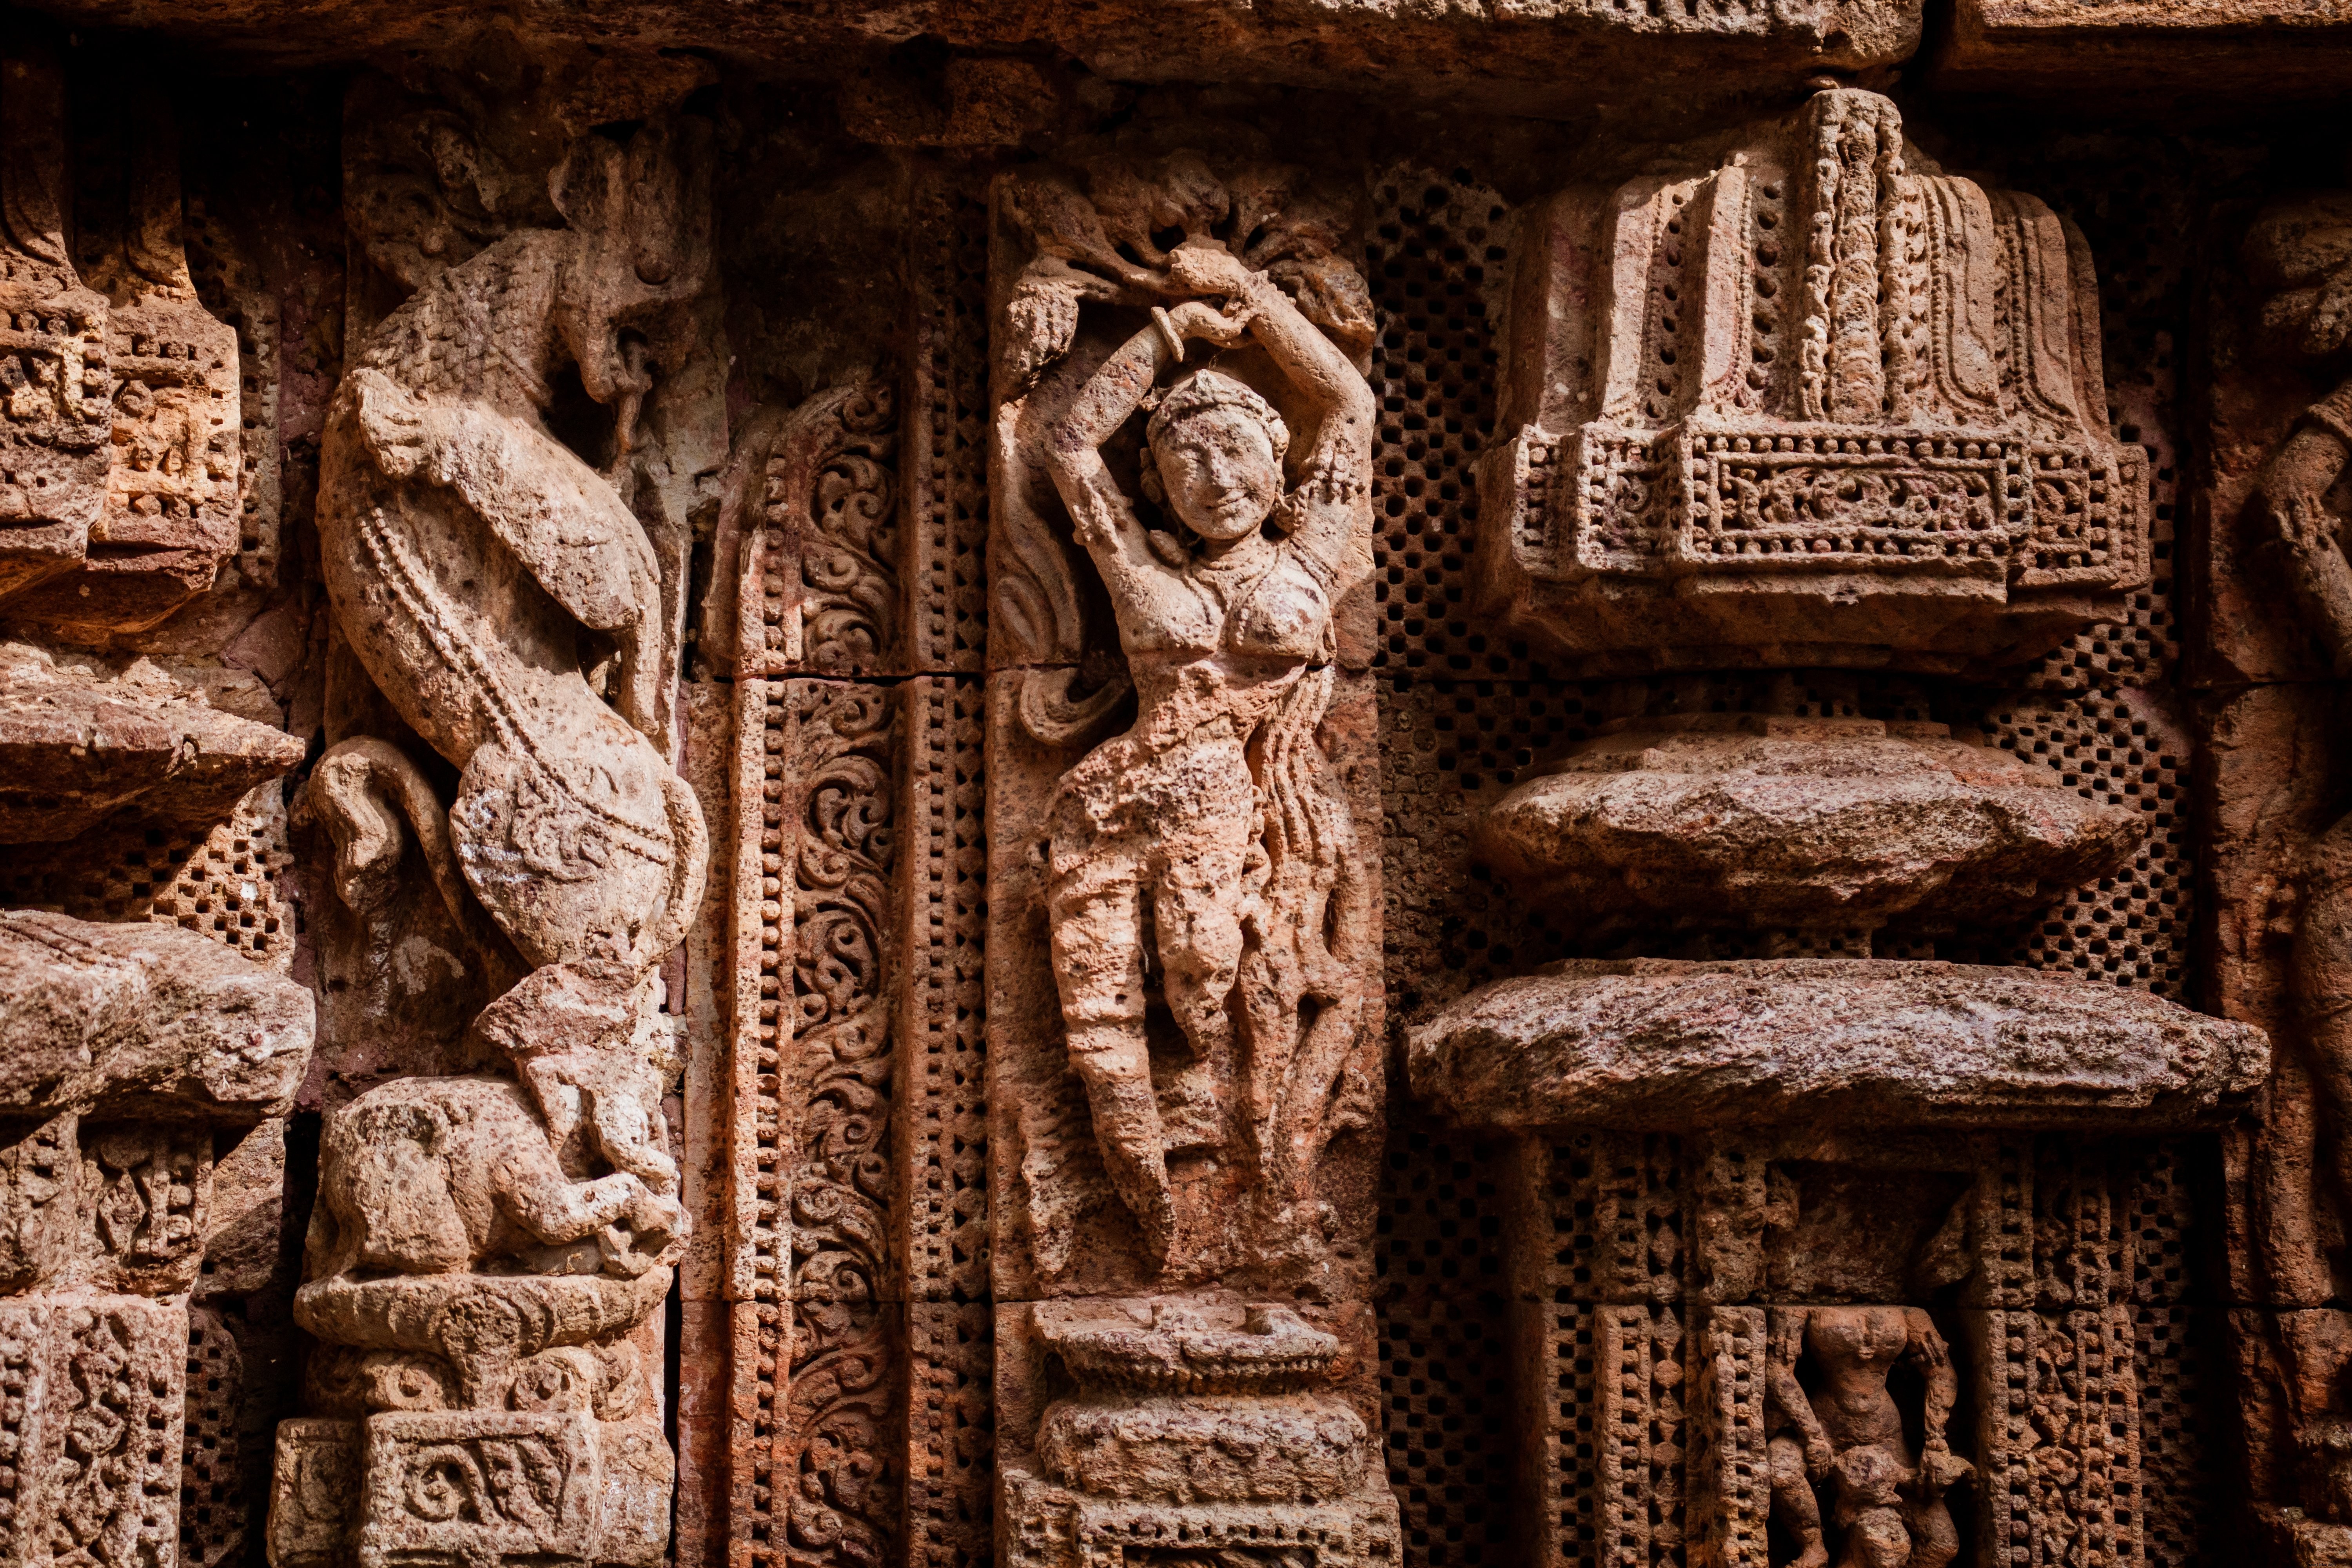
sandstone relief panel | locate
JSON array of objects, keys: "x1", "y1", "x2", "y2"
[
  {"x1": 0, "y1": 9, "x2": 2334, "y2": 1568},
  {"x1": 985, "y1": 143, "x2": 1395, "y2": 1566},
  {"x1": 267, "y1": 44, "x2": 723, "y2": 1568}
]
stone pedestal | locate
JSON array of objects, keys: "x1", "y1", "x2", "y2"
[
  {"x1": 0, "y1": 913, "x2": 312, "y2": 1568},
  {"x1": 998, "y1": 1300, "x2": 1397, "y2": 1568}
]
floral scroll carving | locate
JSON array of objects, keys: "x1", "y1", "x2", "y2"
[{"x1": 722, "y1": 381, "x2": 907, "y2": 1568}]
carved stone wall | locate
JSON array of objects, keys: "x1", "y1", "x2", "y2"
[{"x1": 1, "y1": 9, "x2": 2342, "y2": 1568}]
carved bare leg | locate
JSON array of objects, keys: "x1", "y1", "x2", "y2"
[
  {"x1": 1902, "y1": 1496, "x2": 1962, "y2": 1568},
  {"x1": 1151, "y1": 835, "x2": 1248, "y2": 1131},
  {"x1": 1048, "y1": 848, "x2": 1175, "y2": 1259},
  {"x1": 1769, "y1": 1434, "x2": 1829, "y2": 1568}
]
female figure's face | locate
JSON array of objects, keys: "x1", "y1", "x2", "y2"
[{"x1": 1152, "y1": 408, "x2": 1282, "y2": 543}]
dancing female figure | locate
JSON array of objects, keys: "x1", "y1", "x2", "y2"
[{"x1": 1040, "y1": 240, "x2": 1374, "y2": 1265}]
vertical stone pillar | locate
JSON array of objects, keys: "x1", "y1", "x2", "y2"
[{"x1": 0, "y1": 916, "x2": 313, "y2": 1568}]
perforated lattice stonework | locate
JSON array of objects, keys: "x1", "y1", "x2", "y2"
[
  {"x1": 1975, "y1": 691, "x2": 2192, "y2": 997},
  {"x1": 1374, "y1": 1132, "x2": 1514, "y2": 1567},
  {"x1": 1367, "y1": 154, "x2": 2221, "y2": 1567},
  {"x1": 180, "y1": 1305, "x2": 244, "y2": 1568},
  {"x1": 0, "y1": 784, "x2": 299, "y2": 969}
]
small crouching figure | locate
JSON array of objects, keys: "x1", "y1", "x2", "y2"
[{"x1": 1766, "y1": 1306, "x2": 1973, "y2": 1568}]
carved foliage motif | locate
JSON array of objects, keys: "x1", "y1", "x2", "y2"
[
  {"x1": 730, "y1": 383, "x2": 899, "y2": 678},
  {"x1": 782, "y1": 683, "x2": 898, "y2": 1568},
  {"x1": 726, "y1": 384, "x2": 909, "y2": 1568}
]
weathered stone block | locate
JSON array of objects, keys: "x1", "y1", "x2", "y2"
[{"x1": 1411, "y1": 958, "x2": 2268, "y2": 1132}]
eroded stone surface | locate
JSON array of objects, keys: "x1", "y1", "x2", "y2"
[
  {"x1": 266, "y1": 52, "x2": 717, "y2": 1568},
  {"x1": 1410, "y1": 958, "x2": 2268, "y2": 1131},
  {"x1": 0, "y1": 909, "x2": 312, "y2": 1118},
  {"x1": 1476, "y1": 713, "x2": 2145, "y2": 937},
  {"x1": 0, "y1": 642, "x2": 305, "y2": 842},
  {"x1": 1938, "y1": 0, "x2": 2352, "y2": 98},
  {"x1": 12, "y1": 1, "x2": 1923, "y2": 121}
]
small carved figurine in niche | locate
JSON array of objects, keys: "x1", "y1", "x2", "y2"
[
  {"x1": 1766, "y1": 1307, "x2": 1970, "y2": 1568},
  {"x1": 1039, "y1": 238, "x2": 1373, "y2": 1267}
]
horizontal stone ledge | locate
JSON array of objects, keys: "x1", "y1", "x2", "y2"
[
  {"x1": 14, "y1": 0, "x2": 1919, "y2": 120},
  {"x1": 1934, "y1": 0, "x2": 2352, "y2": 102},
  {"x1": 1407, "y1": 957, "x2": 2268, "y2": 1132},
  {"x1": 0, "y1": 910, "x2": 315, "y2": 1120}
]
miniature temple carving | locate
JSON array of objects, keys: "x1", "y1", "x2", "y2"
[{"x1": 1475, "y1": 85, "x2": 2149, "y2": 676}]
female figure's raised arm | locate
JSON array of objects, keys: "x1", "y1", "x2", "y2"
[
  {"x1": 1167, "y1": 241, "x2": 1372, "y2": 588},
  {"x1": 1042, "y1": 302, "x2": 1245, "y2": 615},
  {"x1": 1168, "y1": 241, "x2": 1375, "y2": 477}
]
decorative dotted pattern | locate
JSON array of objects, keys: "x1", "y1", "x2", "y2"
[
  {"x1": 900, "y1": 171, "x2": 994, "y2": 1568},
  {"x1": 907, "y1": 182, "x2": 992, "y2": 674},
  {"x1": 184, "y1": 198, "x2": 285, "y2": 586},
  {"x1": 0, "y1": 784, "x2": 297, "y2": 968},
  {"x1": 2134, "y1": 1303, "x2": 2214, "y2": 1568},
  {"x1": 1976, "y1": 690, "x2": 2190, "y2": 997},
  {"x1": 1985, "y1": 141, "x2": 2190, "y2": 696},
  {"x1": 1375, "y1": 1129, "x2": 1509, "y2": 1301},
  {"x1": 1376, "y1": 1131, "x2": 1512, "y2": 1565},
  {"x1": 1379, "y1": 1297, "x2": 1516, "y2": 1568},
  {"x1": 1544, "y1": 1306, "x2": 1600, "y2": 1568},
  {"x1": 1368, "y1": 172, "x2": 1507, "y2": 680},
  {"x1": 179, "y1": 1305, "x2": 243, "y2": 1568}
]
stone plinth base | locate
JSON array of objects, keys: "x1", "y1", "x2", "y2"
[{"x1": 268, "y1": 1411, "x2": 671, "y2": 1568}]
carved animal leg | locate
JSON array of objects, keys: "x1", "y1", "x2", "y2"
[
  {"x1": 308, "y1": 737, "x2": 521, "y2": 982},
  {"x1": 1047, "y1": 855, "x2": 1174, "y2": 1261},
  {"x1": 1769, "y1": 1435, "x2": 1829, "y2": 1568},
  {"x1": 492, "y1": 1132, "x2": 650, "y2": 1247}
]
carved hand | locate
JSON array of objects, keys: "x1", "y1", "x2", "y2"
[
  {"x1": 1164, "y1": 299, "x2": 1251, "y2": 348},
  {"x1": 350, "y1": 368, "x2": 444, "y2": 484},
  {"x1": 1920, "y1": 1445, "x2": 1974, "y2": 1491},
  {"x1": 1167, "y1": 239, "x2": 1261, "y2": 302},
  {"x1": 1805, "y1": 1435, "x2": 1835, "y2": 1479},
  {"x1": 2279, "y1": 492, "x2": 2339, "y2": 563}
]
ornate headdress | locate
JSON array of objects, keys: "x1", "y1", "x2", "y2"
[{"x1": 1145, "y1": 368, "x2": 1290, "y2": 460}]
